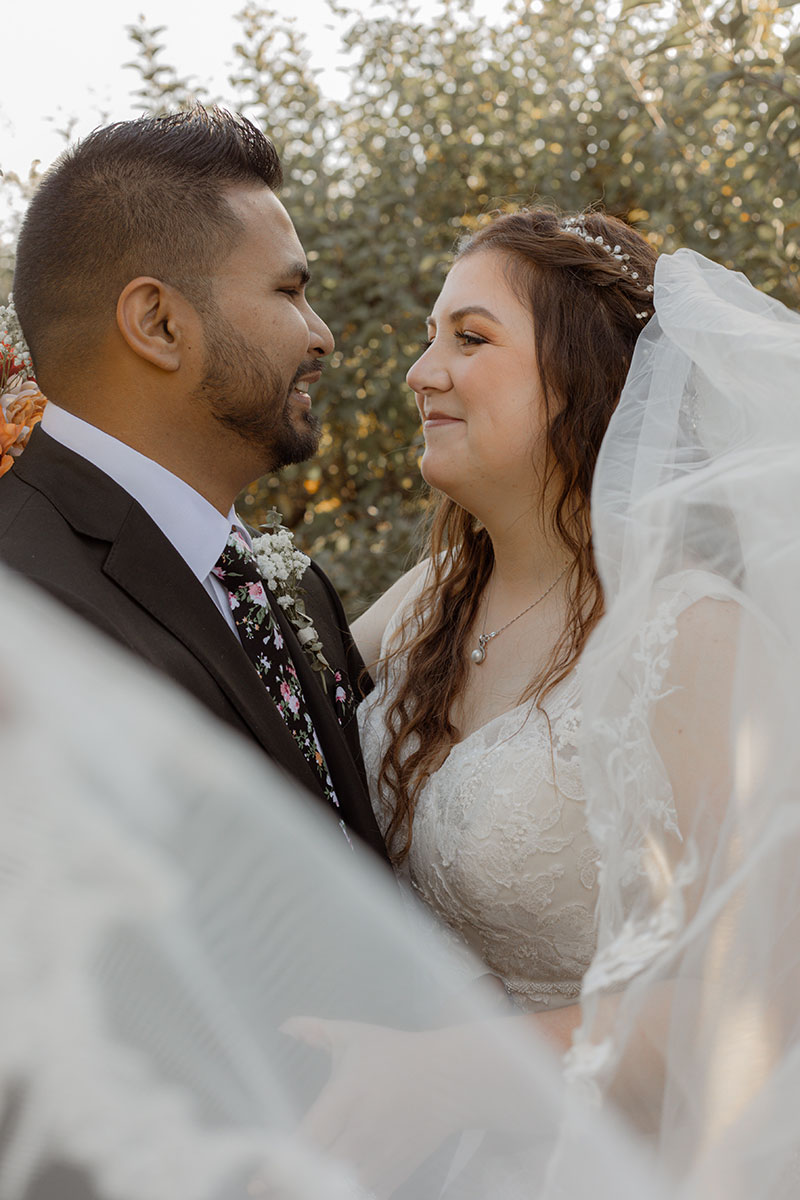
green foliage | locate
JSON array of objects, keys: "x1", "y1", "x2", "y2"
[
  {"x1": 124, "y1": 23, "x2": 211, "y2": 114},
  {"x1": 0, "y1": 163, "x2": 45, "y2": 300},
  {"x1": 3, "y1": 0, "x2": 799, "y2": 615},
  {"x1": 235, "y1": 0, "x2": 800, "y2": 616}
]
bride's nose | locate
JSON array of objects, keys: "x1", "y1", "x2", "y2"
[{"x1": 406, "y1": 344, "x2": 450, "y2": 394}]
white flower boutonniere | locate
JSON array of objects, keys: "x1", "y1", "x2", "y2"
[{"x1": 251, "y1": 509, "x2": 332, "y2": 684}]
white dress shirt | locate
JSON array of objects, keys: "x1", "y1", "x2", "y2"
[{"x1": 40, "y1": 402, "x2": 249, "y2": 634}]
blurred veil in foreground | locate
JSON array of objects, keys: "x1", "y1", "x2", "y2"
[
  {"x1": 1, "y1": 249, "x2": 799, "y2": 1199},
  {"x1": 0, "y1": 563, "x2": 658, "y2": 1200}
]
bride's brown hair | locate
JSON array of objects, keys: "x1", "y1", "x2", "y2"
[{"x1": 375, "y1": 207, "x2": 658, "y2": 863}]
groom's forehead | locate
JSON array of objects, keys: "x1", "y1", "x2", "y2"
[
  {"x1": 225, "y1": 185, "x2": 294, "y2": 237},
  {"x1": 220, "y1": 185, "x2": 309, "y2": 277}
]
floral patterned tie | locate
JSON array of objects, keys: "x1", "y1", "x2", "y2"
[{"x1": 212, "y1": 529, "x2": 345, "y2": 827}]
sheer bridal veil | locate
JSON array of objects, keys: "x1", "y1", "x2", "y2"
[
  {"x1": 0, "y1": 564, "x2": 661, "y2": 1200},
  {"x1": 568, "y1": 247, "x2": 800, "y2": 1195},
  {"x1": 1, "y1": 248, "x2": 799, "y2": 1199}
]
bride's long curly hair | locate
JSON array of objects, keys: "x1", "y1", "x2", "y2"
[{"x1": 376, "y1": 207, "x2": 658, "y2": 863}]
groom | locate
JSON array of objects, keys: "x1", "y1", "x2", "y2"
[{"x1": 0, "y1": 107, "x2": 386, "y2": 860}]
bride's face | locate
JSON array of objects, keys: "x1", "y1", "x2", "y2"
[{"x1": 406, "y1": 249, "x2": 546, "y2": 514}]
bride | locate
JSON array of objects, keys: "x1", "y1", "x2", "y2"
[
  {"x1": 354, "y1": 208, "x2": 658, "y2": 1025},
  {"x1": 339, "y1": 205, "x2": 800, "y2": 1179}
]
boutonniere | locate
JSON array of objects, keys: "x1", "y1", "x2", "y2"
[
  {"x1": 251, "y1": 510, "x2": 332, "y2": 684},
  {"x1": 0, "y1": 295, "x2": 46, "y2": 478}
]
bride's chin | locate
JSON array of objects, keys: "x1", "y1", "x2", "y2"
[
  {"x1": 420, "y1": 458, "x2": 476, "y2": 509},
  {"x1": 420, "y1": 454, "x2": 454, "y2": 492}
]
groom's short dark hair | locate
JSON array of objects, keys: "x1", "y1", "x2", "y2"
[{"x1": 13, "y1": 105, "x2": 283, "y2": 380}]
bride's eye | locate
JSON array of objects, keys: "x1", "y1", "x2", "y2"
[
  {"x1": 454, "y1": 330, "x2": 486, "y2": 347},
  {"x1": 422, "y1": 335, "x2": 434, "y2": 349}
]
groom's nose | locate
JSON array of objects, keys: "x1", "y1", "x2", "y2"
[{"x1": 307, "y1": 306, "x2": 335, "y2": 357}]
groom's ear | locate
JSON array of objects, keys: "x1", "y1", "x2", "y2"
[{"x1": 115, "y1": 277, "x2": 200, "y2": 373}]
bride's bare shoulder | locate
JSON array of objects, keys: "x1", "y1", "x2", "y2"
[{"x1": 351, "y1": 558, "x2": 432, "y2": 671}]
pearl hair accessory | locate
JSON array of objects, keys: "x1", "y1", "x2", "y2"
[{"x1": 561, "y1": 216, "x2": 655, "y2": 318}]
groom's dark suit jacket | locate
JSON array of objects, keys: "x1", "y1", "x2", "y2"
[{"x1": 0, "y1": 427, "x2": 387, "y2": 861}]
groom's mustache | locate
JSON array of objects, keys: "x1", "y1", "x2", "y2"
[{"x1": 289, "y1": 359, "x2": 326, "y2": 391}]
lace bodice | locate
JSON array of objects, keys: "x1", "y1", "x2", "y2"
[{"x1": 358, "y1": 584, "x2": 598, "y2": 1012}]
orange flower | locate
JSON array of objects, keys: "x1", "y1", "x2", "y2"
[
  {"x1": 0, "y1": 381, "x2": 47, "y2": 472},
  {"x1": 0, "y1": 419, "x2": 19, "y2": 453}
]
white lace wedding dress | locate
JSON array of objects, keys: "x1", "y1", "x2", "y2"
[{"x1": 358, "y1": 575, "x2": 599, "y2": 1013}]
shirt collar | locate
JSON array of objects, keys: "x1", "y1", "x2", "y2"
[{"x1": 41, "y1": 401, "x2": 251, "y2": 582}]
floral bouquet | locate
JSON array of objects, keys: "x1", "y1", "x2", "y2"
[{"x1": 1, "y1": 296, "x2": 46, "y2": 478}]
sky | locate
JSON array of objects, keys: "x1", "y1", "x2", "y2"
[{"x1": 1, "y1": 0, "x2": 498, "y2": 179}]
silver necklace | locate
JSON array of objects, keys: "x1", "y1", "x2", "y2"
[{"x1": 470, "y1": 565, "x2": 570, "y2": 665}]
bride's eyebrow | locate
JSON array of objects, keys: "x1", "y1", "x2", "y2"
[{"x1": 429, "y1": 305, "x2": 501, "y2": 326}]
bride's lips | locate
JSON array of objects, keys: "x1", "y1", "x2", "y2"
[{"x1": 423, "y1": 410, "x2": 464, "y2": 429}]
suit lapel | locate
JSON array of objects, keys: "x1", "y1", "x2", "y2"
[
  {"x1": 103, "y1": 501, "x2": 325, "y2": 792},
  {"x1": 267, "y1": 588, "x2": 388, "y2": 857},
  {"x1": 15, "y1": 430, "x2": 388, "y2": 853},
  {"x1": 15, "y1": 431, "x2": 324, "y2": 794}
]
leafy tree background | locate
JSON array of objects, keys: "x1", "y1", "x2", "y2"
[{"x1": 2, "y1": 0, "x2": 798, "y2": 616}]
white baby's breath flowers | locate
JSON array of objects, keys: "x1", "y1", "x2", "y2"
[
  {"x1": 252, "y1": 526, "x2": 309, "y2": 592},
  {"x1": 0, "y1": 294, "x2": 34, "y2": 388},
  {"x1": 251, "y1": 510, "x2": 331, "y2": 683},
  {"x1": 252, "y1": 530, "x2": 308, "y2": 593}
]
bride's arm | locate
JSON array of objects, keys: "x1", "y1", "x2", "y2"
[{"x1": 350, "y1": 558, "x2": 430, "y2": 670}]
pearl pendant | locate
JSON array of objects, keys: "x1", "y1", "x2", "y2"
[{"x1": 471, "y1": 645, "x2": 486, "y2": 665}]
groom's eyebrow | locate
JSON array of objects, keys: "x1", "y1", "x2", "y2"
[{"x1": 283, "y1": 261, "x2": 311, "y2": 286}]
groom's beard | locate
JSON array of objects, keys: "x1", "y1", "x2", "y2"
[{"x1": 193, "y1": 308, "x2": 322, "y2": 470}]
